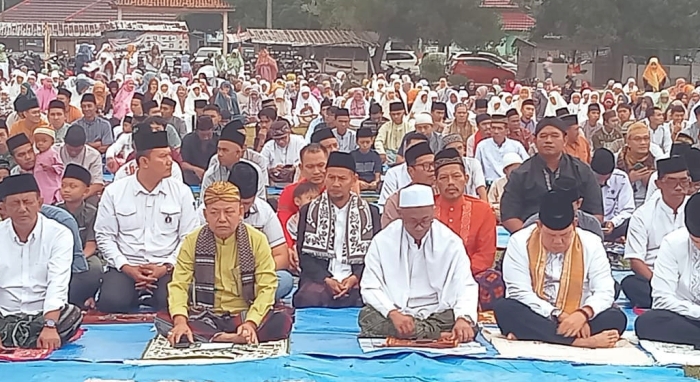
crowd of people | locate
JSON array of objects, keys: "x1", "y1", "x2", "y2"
[{"x1": 3, "y1": 48, "x2": 700, "y2": 354}]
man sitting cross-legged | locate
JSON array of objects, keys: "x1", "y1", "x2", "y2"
[
  {"x1": 494, "y1": 191, "x2": 627, "y2": 349},
  {"x1": 161, "y1": 182, "x2": 292, "y2": 345},
  {"x1": 359, "y1": 184, "x2": 479, "y2": 343},
  {"x1": 0, "y1": 174, "x2": 82, "y2": 350}
]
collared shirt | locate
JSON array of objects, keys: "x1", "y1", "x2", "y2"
[
  {"x1": 649, "y1": 124, "x2": 672, "y2": 154},
  {"x1": 54, "y1": 123, "x2": 70, "y2": 144},
  {"x1": 329, "y1": 203, "x2": 353, "y2": 282},
  {"x1": 73, "y1": 116, "x2": 114, "y2": 146},
  {"x1": 475, "y1": 138, "x2": 530, "y2": 182},
  {"x1": 625, "y1": 195, "x2": 687, "y2": 270},
  {"x1": 503, "y1": 225, "x2": 615, "y2": 319},
  {"x1": 94, "y1": 174, "x2": 198, "y2": 269},
  {"x1": 601, "y1": 169, "x2": 635, "y2": 227},
  {"x1": 520, "y1": 118, "x2": 536, "y2": 135},
  {"x1": 59, "y1": 144, "x2": 104, "y2": 185},
  {"x1": 243, "y1": 148, "x2": 267, "y2": 175},
  {"x1": 564, "y1": 135, "x2": 592, "y2": 164},
  {"x1": 463, "y1": 157, "x2": 486, "y2": 198},
  {"x1": 0, "y1": 215, "x2": 73, "y2": 316},
  {"x1": 168, "y1": 224, "x2": 276, "y2": 326},
  {"x1": 378, "y1": 163, "x2": 411, "y2": 208},
  {"x1": 167, "y1": 116, "x2": 188, "y2": 138},
  {"x1": 375, "y1": 120, "x2": 412, "y2": 155},
  {"x1": 201, "y1": 156, "x2": 267, "y2": 199},
  {"x1": 55, "y1": 201, "x2": 97, "y2": 252},
  {"x1": 332, "y1": 128, "x2": 358, "y2": 153},
  {"x1": 197, "y1": 198, "x2": 285, "y2": 248},
  {"x1": 40, "y1": 204, "x2": 87, "y2": 273},
  {"x1": 501, "y1": 154, "x2": 604, "y2": 223},
  {"x1": 114, "y1": 158, "x2": 184, "y2": 182},
  {"x1": 651, "y1": 228, "x2": 700, "y2": 319},
  {"x1": 260, "y1": 134, "x2": 306, "y2": 169}
]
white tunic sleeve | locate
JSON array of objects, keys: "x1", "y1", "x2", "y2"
[
  {"x1": 95, "y1": 184, "x2": 128, "y2": 270},
  {"x1": 580, "y1": 238, "x2": 615, "y2": 318},
  {"x1": 44, "y1": 224, "x2": 74, "y2": 313},
  {"x1": 624, "y1": 207, "x2": 648, "y2": 263},
  {"x1": 651, "y1": 232, "x2": 700, "y2": 319},
  {"x1": 360, "y1": 239, "x2": 399, "y2": 317},
  {"x1": 448, "y1": 242, "x2": 479, "y2": 321}
]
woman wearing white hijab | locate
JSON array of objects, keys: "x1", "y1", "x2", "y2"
[
  {"x1": 445, "y1": 89, "x2": 460, "y2": 120},
  {"x1": 544, "y1": 90, "x2": 567, "y2": 117},
  {"x1": 500, "y1": 92, "x2": 514, "y2": 111},
  {"x1": 294, "y1": 85, "x2": 321, "y2": 126},
  {"x1": 381, "y1": 88, "x2": 399, "y2": 119},
  {"x1": 184, "y1": 83, "x2": 208, "y2": 115},
  {"x1": 410, "y1": 90, "x2": 431, "y2": 116},
  {"x1": 487, "y1": 95, "x2": 507, "y2": 115},
  {"x1": 623, "y1": 78, "x2": 639, "y2": 95},
  {"x1": 567, "y1": 92, "x2": 582, "y2": 115},
  {"x1": 274, "y1": 87, "x2": 293, "y2": 120}
]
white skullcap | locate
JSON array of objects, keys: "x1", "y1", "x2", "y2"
[
  {"x1": 414, "y1": 112, "x2": 433, "y2": 126},
  {"x1": 613, "y1": 83, "x2": 623, "y2": 90},
  {"x1": 399, "y1": 184, "x2": 435, "y2": 208},
  {"x1": 502, "y1": 152, "x2": 523, "y2": 170}
]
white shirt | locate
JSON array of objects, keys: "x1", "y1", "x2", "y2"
[
  {"x1": 624, "y1": 195, "x2": 687, "y2": 269},
  {"x1": 328, "y1": 203, "x2": 353, "y2": 282},
  {"x1": 0, "y1": 215, "x2": 73, "y2": 316},
  {"x1": 463, "y1": 157, "x2": 486, "y2": 198},
  {"x1": 651, "y1": 228, "x2": 700, "y2": 319},
  {"x1": 260, "y1": 134, "x2": 306, "y2": 169},
  {"x1": 95, "y1": 174, "x2": 198, "y2": 269},
  {"x1": 404, "y1": 230, "x2": 440, "y2": 318},
  {"x1": 201, "y1": 156, "x2": 267, "y2": 200},
  {"x1": 114, "y1": 159, "x2": 184, "y2": 182},
  {"x1": 475, "y1": 138, "x2": 529, "y2": 182},
  {"x1": 197, "y1": 198, "x2": 285, "y2": 248},
  {"x1": 601, "y1": 169, "x2": 636, "y2": 227},
  {"x1": 105, "y1": 132, "x2": 133, "y2": 160},
  {"x1": 503, "y1": 225, "x2": 615, "y2": 319},
  {"x1": 332, "y1": 128, "x2": 358, "y2": 153},
  {"x1": 378, "y1": 163, "x2": 411, "y2": 207},
  {"x1": 649, "y1": 124, "x2": 672, "y2": 154}
]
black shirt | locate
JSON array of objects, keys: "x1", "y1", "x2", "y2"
[
  {"x1": 500, "y1": 153, "x2": 603, "y2": 224},
  {"x1": 181, "y1": 133, "x2": 218, "y2": 170},
  {"x1": 56, "y1": 201, "x2": 97, "y2": 250}
]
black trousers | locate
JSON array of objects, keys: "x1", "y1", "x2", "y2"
[
  {"x1": 69, "y1": 256, "x2": 103, "y2": 309},
  {"x1": 636, "y1": 309, "x2": 700, "y2": 348},
  {"x1": 621, "y1": 274, "x2": 652, "y2": 308},
  {"x1": 605, "y1": 219, "x2": 629, "y2": 242},
  {"x1": 493, "y1": 298, "x2": 627, "y2": 346},
  {"x1": 96, "y1": 268, "x2": 171, "y2": 313}
]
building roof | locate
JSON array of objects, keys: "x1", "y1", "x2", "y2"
[
  {"x1": 111, "y1": 0, "x2": 231, "y2": 9},
  {"x1": 0, "y1": 0, "x2": 180, "y2": 23},
  {"x1": 499, "y1": 11, "x2": 536, "y2": 32},
  {"x1": 0, "y1": 20, "x2": 188, "y2": 38},
  {"x1": 228, "y1": 29, "x2": 379, "y2": 48},
  {"x1": 481, "y1": 0, "x2": 518, "y2": 8}
]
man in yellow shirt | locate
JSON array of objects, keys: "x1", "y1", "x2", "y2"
[{"x1": 159, "y1": 182, "x2": 292, "y2": 345}]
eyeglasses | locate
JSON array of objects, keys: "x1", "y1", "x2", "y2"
[
  {"x1": 411, "y1": 162, "x2": 435, "y2": 171},
  {"x1": 661, "y1": 177, "x2": 691, "y2": 188}
]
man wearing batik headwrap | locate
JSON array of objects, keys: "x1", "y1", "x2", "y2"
[
  {"x1": 162, "y1": 182, "x2": 292, "y2": 346},
  {"x1": 293, "y1": 152, "x2": 381, "y2": 308},
  {"x1": 433, "y1": 148, "x2": 502, "y2": 310},
  {"x1": 495, "y1": 191, "x2": 626, "y2": 349}
]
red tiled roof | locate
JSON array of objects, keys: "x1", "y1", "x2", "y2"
[
  {"x1": 111, "y1": 0, "x2": 231, "y2": 9},
  {"x1": 481, "y1": 0, "x2": 518, "y2": 8},
  {"x1": 1, "y1": 0, "x2": 181, "y2": 23},
  {"x1": 499, "y1": 11, "x2": 536, "y2": 32}
]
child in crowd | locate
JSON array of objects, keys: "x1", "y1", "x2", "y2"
[
  {"x1": 286, "y1": 181, "x2": 321, "y2": 244},
  {"x1": 0, "y1": 159, "x2": 10, "y2": 182},
  {"x1": 488, "y1": 152, "x2": 523, "y2": 222},
  {"x1": 106, "y1": 115, "x2": 134, "y2": 173},
  {"x1": 350, "y1": 127, "x2": 382, "y2": 191},
  {"x1": 33, "y1": 127, "x2": 63, "y2": 204}
]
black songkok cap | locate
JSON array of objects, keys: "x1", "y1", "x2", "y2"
[
  {"x1": 561, "y1": 114, "x2": 579, "y2": 127},
  {"x1": 24, "y1": 97, "x2": 39, "y2": 111},
  {"x1": 14, "y1": 97, "x2": 30, "y2": 113},
  {"x1": 219, "y1": 125, "x2": 246, "y2": 147},
  {"x1": 63, "y1": 163, "x2": 91, "y2": 186},
  {"x1": 657, "y1": 156, "x2": 688, "y2": 178},
  {"x1": 261, "y1": 99, "x2": 275, "y2": 109},
  {"x1": 405, "y1": 141, "x2": 432, "y2": 166},
  {"x1": 320, "y1": 98, "x2": 332, "y2": 108},
  {"x1": 521, "y1": 99, "x2": 535, "y2": 107},
  {"x1": 194, "y1": 99, "x2": 208, "y2": 109},
  {"x1": 555, "y1": 108, "x2": 569, "y2": 118},
  {"x1": 505, "y1": 108, "x2": 519, "y2": 118},
  {"x1": 228, "y1": 161, "x2": 258, "y2": 199},
  {"x1": 535, "y1": 117, "x2": 567, "y2": 135},
  {"x1": 1, "y1": 173, "x2": 39, "y2": 200},
  {"x1": 389, "y1": 102, "x2": 404, "y2": 112},
  {"x1": 369, "y1": 103, "x2": 382, "y2": 115},
  {"x1": 197, "y1": 115, "x2": 215, "y2": 131},
  {"x1": 0, "y1": 119, "x2": 6, "y2": 129},
  {"x1": 431, "y1": 102, "x2": 447, "y2": 112},
  {"x1": 357, "y1": 128, "x2": 374, "y2": 138},
  {"x1": 64, "y1": 125, "x2": 87, "y2": 146},
  {"x1": 6, "y1": 133, "x2": 31, "y2": 153},
  {"x1": 591, "y1": 148, "x2": 615, "y2": 175},
  {"x1": 686, "y1": 148, "x2": 700, "y2": 182},
  {"x1": 686, "y1": 193, "x2": 700, "y2": 237},
  {"x1": 311, "y1": 128, "x2": 335, "y2": 144},
  {"x1": 123, "y1": 115, "x2": 133, "y2": 124},
  {"x1": 142, "y1": 100, "x2": 158, "y2": 112},
  {"x1": 539, "y1": 191, "x2": 575, "y2": 231},
  {"x1": 81, "y1": 93, "x2": 96, "y2": 104},
  {"x1": 476, "y1": 114, "x2": 491, "y2": 125},
  {"x1": 671, "y1": 142, "x2": 692, "y2": 159},
  {"x1": 475, "y1": 99, "x2": 488, "y2": 109},
  {"x1": 57, "y1": 88, "x2": 72, "y2": 98},
  {"x1": 134, "y1": 130, "x2": 169, "y2": 151},
  {"x1": 48, "y1": 99, "x2": 65, "y2": 110},
  {"x1": 326, "y1": 151, "x2": 356, "y2": 172},
  {"x1": 434, "y1": 148, "x2": 464, "y2": 172},
  {"x1": 132, "y1": 92, "x2": 144, "y2": 101},
  {"x1": 335, "y1": 108, "x2": 350, "y2": 117},
  {"x1": 552, "y1": 176, "x2": 580, "y2": 203},
  {"x1": 161, "y1": 97, "x2": 177, "y2": 107},
  {"x1": 224, "y1": 119, "x2": 244, "y2": 132},
  {"x1": 588, "y1": 103, "x2": 601, "y2": 112}
]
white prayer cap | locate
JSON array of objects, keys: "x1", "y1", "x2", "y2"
[
  {"x1": 399, "y1": 184, "x2": 435, "y2": 208},
  {"x1": 613, "y1": 83, "x2": 623, "y2": 90},
  {"x1": 414, "y1": 112, "x2": 433, "y2": 126},
  {"x1": 502, "y1": 152, "x2": 523, "y2": 170}
]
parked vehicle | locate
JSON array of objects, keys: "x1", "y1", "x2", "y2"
[
  {"x1": 450, "y1": 57, "x2": 515, "y2": 85},
  {"x1": 450, "y1": 51, "x2": 517, "y2": 72},
  {"x1": 381, "y1": 50, "x2": 420, "y2": 76},
  {"x1": 193, "y1": 47, "x2": 222, "y2": 64}
]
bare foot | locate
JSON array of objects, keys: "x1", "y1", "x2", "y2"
[
  {"x1": 572, "y1": 330, "x2": 619, "y2": 349},
  {"x1": 506, "y1": 333, "x2": 518, "y2": 340}
]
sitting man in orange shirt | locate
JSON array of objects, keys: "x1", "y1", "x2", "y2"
[
  {"x1": 433, "y1": 147, "x2": 502, "y2": 311},
  {"x1": 561, "y1": 111, "x2": 591, "y2": 164},
  {"x1": 10, "y1": 98, "x2": 49, "y2": 142}
]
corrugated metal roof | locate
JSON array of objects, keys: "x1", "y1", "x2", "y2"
[
  {"x1": 111, "y1": 0, "x2": 231, "y2": 9},
  {"x1": 499, "y1": 11, "x2": 536, "y2": 32},
  {"x1": 228, "y1": 29, "x2": 379, "y2": 48},
  {"x1": 481, "y1": 0, "x2": 518, "y2": 8},
  {"x1": 0, "y1": 0, "x2": 179, "y2": 23},
  {"x1": 0, "y1": 22, "x2": 103, "y2": 37}
]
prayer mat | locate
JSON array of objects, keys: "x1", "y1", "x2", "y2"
[
  {"x1": 82, "y1": 311, "x2": 156, "y2": 324},
  {"x1": 478, "y1": 311, "x2": 496, "y2": 324},
  {"x1": 0, "y1": 328, "x2": 85, "y2": 362},
  {"x1": 483, "y1": 329, "x2": 652, "y2": 366},
  {"x1": 126, "y1": 335, "x2": 289, "y2": 365},
  {"x1": 358, "y1": 338, "x2": 486, "y2": 356},
  {"x1": 605, "y1": 242, "x2": 630, "y2": 271},
  {"x1": 632, "y1": 307, "x2": 648, "y2": 316},
  {"x1": 639, "y1": 340, "x2": 700, "y2": 366}
]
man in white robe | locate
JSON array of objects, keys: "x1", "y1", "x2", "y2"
[
  {"x1": 360, "y1": 184, "x2": 479, "y2": 342},
  {"x1": 636, "y1": 193, "x2": 700, "y2": 346},
  {"x1": 623, "y1": 156, "x2": 689, "y2": 308},
  {"x1": 495, "y1": 190, "x2": 626, "y2": 348}
]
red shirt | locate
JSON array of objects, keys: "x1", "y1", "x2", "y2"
[{"x1": 277, "y1": 179, "x2": 326, "y2": 246}]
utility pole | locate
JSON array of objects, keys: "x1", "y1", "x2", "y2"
[{"x1": 266, "y1": 0, "x2": 272, "y2": 28}]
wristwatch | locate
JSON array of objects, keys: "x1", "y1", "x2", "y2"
[{"x1": 44, "y1": 319, "x2": 57, "y2": 329}]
